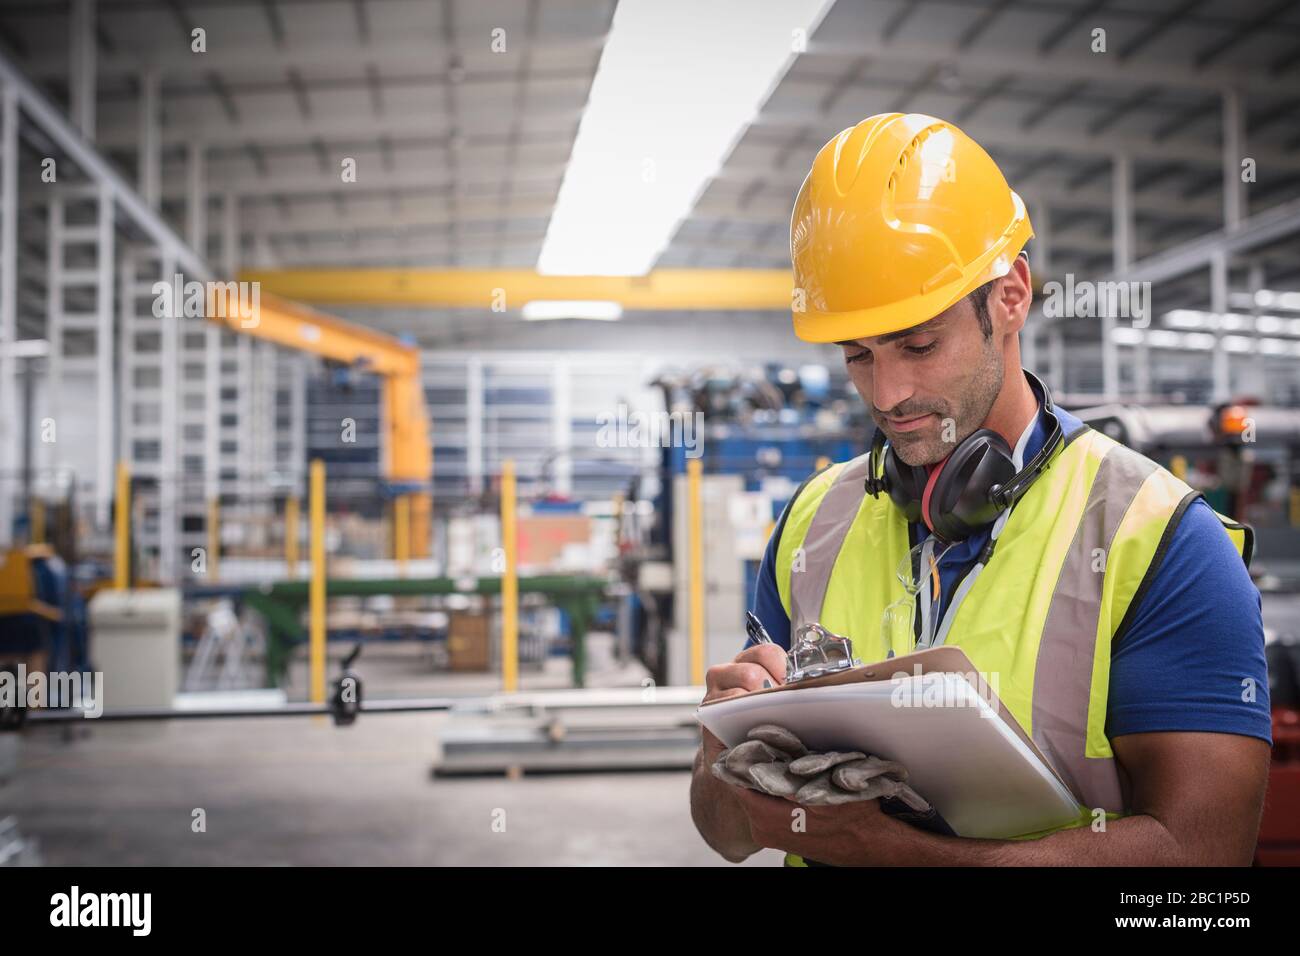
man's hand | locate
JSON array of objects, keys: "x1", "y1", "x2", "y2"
[
  {"x1": 700, "y1": 641, "x2": 790, "y2": 768},
  {"x1": 736, "y1": 787, "x2": 928, "y2": 866},
  {"x1": 690, "y1": 643, "x2": 789, "y2": 861},
  {"x1": 704, "y1": 643, "x2": 789, "y2": 703},
  {"x1": 797, "y1": 730, "x2": 1272, "y2": 867}
]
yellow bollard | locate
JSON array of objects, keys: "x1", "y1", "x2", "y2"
[
  {"x1": 687, "y1": 457, "x2": 705, "y2": 687},
  {"x1": 207, "y1": 497, "x2": 220, "y2": 582},
  {"x1": 611, "y1": 491, "x2": 625, "y2": 543},
  {"x1": 284, "y1": 494, "x2": 300, "y2": 579},
  {"x1": 393, "y1": 494, "x2": 410, "y2": 576},
  {"x1": 410, "y1": 491, "x2": 432, "y2": 560},
  {"x1": 814, "y1": 455, "x2": 830, "y2": 472},
  {"x1": 1290, "y1": 487, "x2": 1300, "y2": 530},
  {"x1": 309, "y1": 460, "x2": 326, "y2": 705},
  {"x1": 114, "y1": 461, "x2": 130, "y2": 589},
  {"x1": 501, "y1": 460, "x2": 518, "y2": 692},
  {"x1": 29, "y1": 497, "x2": 44, "y2": 545},
  {"x1": 1170, "y1": 455, "x2": 1188, "y2": 482}
]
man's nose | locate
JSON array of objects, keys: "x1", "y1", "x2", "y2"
[{"x1": 871, "y1": 360, "x2": 915, "y2": 415}]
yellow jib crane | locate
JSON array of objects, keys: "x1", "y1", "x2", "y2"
[{"x1": 208, "y1": 288, "x2": 432, "y2": 558}]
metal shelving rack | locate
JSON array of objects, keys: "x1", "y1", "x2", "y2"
[{"x1": 0, "y1": 46, "x2": 303, "y2": 580}]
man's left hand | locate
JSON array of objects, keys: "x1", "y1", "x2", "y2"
[{"x1": 734, "y1": 786, "x2": 927, "y2": 866}]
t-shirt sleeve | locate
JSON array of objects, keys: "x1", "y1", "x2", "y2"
[
  {"x1": 749, "y1": 527, "x2": 793, "y2": 651},
  {"x1": 1105, "y1": 497, "x2": 1272, "y2": 744}
]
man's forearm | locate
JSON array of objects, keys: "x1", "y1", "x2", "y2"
[
  {"x1": 902, "y1": 814, "x2": 1200, "y2": 866},
  {"x1": 690, "y1": 746, "x2": 762, "y2": 863}
]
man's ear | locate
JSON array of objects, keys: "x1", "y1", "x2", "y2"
[{"x1": 996, "y1": 254, "x2": 1033, "y2": 334}]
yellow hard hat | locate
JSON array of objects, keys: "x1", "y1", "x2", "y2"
[{"x1": 789, "y1": 112, "x2": 1033, "y2": 343}]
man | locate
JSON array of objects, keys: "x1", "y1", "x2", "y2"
[{"x1": 690, "y1": 113, "x2": 1272, "y2": 866}]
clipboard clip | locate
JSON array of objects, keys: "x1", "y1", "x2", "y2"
[{"x1": 786, "y1": 623, "x2": 861, "y2": 684}]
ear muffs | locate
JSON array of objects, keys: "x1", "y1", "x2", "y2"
[
  {"x1": 863, "y1": 368, "x2": 1064, "y2": 542},
  {"x1": 867, "y1": 427, "x2": 1017, "y2": 542},
  {"x1": 920, "y1": 429, "x2": 1016, "y2": 541},
  {"x1": 881, "y1": 446, "x2": 928, "y2": 523}
]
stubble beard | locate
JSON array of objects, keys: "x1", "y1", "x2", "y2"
[{"x1": 887, "y1": 343, "x2": 1005, "y2": 467}]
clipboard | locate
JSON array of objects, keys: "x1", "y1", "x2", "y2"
[{"x1": 697, "y1": 646, "x2": 1086, "y2": 839}]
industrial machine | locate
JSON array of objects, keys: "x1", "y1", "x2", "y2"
[
  {"x1": 623, "y1": 364, "x2": 868, "y2": 685},
  {"x1": 206, "y1": 290, "x2": 433, "y2": 558},
  {"x1": 1262, "y1": 639, "x2": 1300, "y2": 865},
  {"x1": 0, "y1": 544, "x2": 90, "y2": 683}
]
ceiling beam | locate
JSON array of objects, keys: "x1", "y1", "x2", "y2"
[
  {"x1": 803, "y1": 34, "x2": 1292, "y2": 98},
  {"x1": 1108, "y1": 195, "x2": 1300, "y2": 285},
  {"x1": 153, "y1": 166, "x2": 565, "y2": 202},
  {"x1": 94, "y1": 102, "x2": 584, "y2": 151},
  {"x1": 240, "y1": 268, "x2": 797, "y2": 310},
  {"x1": 20, "y1": 36, "x2": 606, "y2": 82},
  {"x1": 752, "y1": 111, "x2": 1300, "y2": 173}
]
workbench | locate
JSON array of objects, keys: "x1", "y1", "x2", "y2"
[{"x1": 194, "y1": 574, "x2": 610, "y2": 688}]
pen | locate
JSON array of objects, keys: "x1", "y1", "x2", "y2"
[
  {"x1": 745, "y1": 611, "x2": 775, "y2": 645},
  {"x1": 745, "y1": 612, "x2": 782, "y2": 687}
]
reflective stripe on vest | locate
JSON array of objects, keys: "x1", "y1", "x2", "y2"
[{"x1": 773, "y1": 426, "x2": 1250, "y2": 845}]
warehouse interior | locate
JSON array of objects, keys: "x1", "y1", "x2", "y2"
[{"x1": 0, "y1": 0, "x2": 1298, "y2": 867}]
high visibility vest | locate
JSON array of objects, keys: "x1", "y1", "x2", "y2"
[{"x1": 774, "y1": 425, "x2": 1252, "y2": 866}]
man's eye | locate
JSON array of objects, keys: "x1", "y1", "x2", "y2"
[
  {"x1": 906, "y1": 342, "x2": 938, "y2": 356},
  {"x1": 846, "y1": 351, "x2": 870, "y2": 365}
]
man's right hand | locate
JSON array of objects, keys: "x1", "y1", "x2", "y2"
[
  {"x1": 703, "y1": 643, "x2": 789, "y2": 703},
  {"x1": 691, "y1": 642, "x2": 789, "y2": 861}
]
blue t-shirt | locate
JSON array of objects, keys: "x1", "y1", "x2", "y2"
[{"x1": 750, "y1": 403, "x2": 1273, "y2": 746}]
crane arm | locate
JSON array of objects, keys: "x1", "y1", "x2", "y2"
[
  {"x1": 207, "y1": 287, "x2": 432, "y2": 556},
  {"x1": 208, "y1": 289, "x2": 419, "y2": 377}
]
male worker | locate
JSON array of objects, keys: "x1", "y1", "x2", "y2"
[{"x1": 690, "y1": 113, "x2": 1272, "y2": 866}]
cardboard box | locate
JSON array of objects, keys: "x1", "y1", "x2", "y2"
[
  {"x1": 517, "y1": 514, "x2": 591, "y2": 569},
  {"x1": 448, "y1": 610, "x2": 491, "y2": 672}
]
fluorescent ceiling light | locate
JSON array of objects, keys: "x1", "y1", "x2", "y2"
[
  {"x1": 0, "y1": 338, "x2": 50, "y2": 358},
  {"x1": 1163, "y1": 309, "x2": 1206, "y2": 329},
  {"x1": 1253, "y1": 288, "x2": 1300, "y2": 311},
  {"x1": 538, "y1": 0, "x2": 834, "y2": 276},
  {"x1": 1161, "y1": 309, "x2": 1300, "y2": 337},
  {"x1": 1118, "y1": 323, "x2": 1300, "y2": 356},
  {"x1": 521, "y1": 300, "x2": 624, "y2": 322}
]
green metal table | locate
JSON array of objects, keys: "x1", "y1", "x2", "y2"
[{"x1": 237, "y1": 574, "x2": 610, "y2": 688}]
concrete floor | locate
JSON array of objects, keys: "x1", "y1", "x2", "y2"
[
  {"x1": 0, "y1": 640, "x2": 779, "y2": 866},
  {"x1": 9, "y1": 584, "x2": 1297, "y2": 867}
]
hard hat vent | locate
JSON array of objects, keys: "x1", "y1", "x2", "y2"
[{"x1": 887, "y1": 123, "x2": 947, "y2": 203}]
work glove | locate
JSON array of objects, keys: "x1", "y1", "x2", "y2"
[{"x1": 711, "y1": 723, "x2": 931, "y2": 812}]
